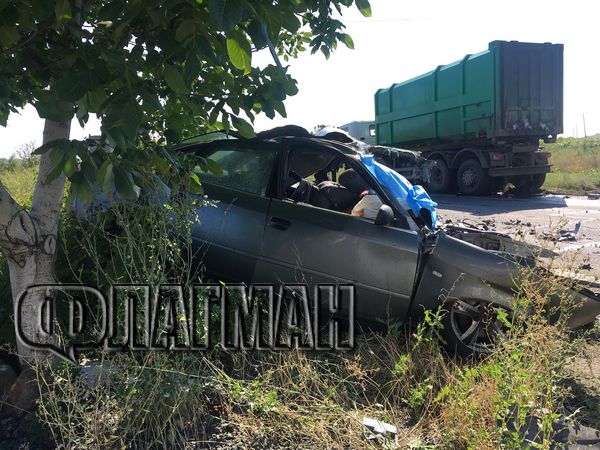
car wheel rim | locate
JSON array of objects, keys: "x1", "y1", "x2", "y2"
[{"x1": 449, "y1": 300, "x2": 508, "y2": 354}]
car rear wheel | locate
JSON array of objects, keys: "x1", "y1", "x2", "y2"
[
  {"x1": 457, "y1": 159, "x2": 489, "y2": 195},
  {"x1": 442, "y1": 299, "x2": 509, "y2": 356},
  {"x1": 425, "y1": 159, "x2": 451, "y2": 193}
]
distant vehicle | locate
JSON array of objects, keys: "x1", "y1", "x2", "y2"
[
  {"x1": 375, "y1": 40, "x2": 563, "y2": 195},
  {"x1": 173, "y1": 128, "x2": 600, "y2": 356},
  {"x1": 339, "y1": 120, "x2": 377, "y2": 144},
  {"x1": 315, "y1": 126, "x2": 432, "y2": 185}
]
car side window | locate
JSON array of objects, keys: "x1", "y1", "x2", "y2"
[{"x1": 197, "y1": 145, "x2": 277, "y2": 196}]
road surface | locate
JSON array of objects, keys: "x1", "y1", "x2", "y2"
[{"x1": 433, "y1": 193, "x2": 600, "y2": 279}]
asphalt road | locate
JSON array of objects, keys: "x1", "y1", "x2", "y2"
[{"x1": 432, "y1": 193, "x2": 600, "y2": 278}]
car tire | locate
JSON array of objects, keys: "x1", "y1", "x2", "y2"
[
  {"x1": 457, "y1": 159, "x2": 489, "y2": 195},
  {"x1": 441, "y1": 299, "x2": 509, "y2": 357},
  {"x1": 425, "y1": 159, "x2": 451, "y2": 193}
]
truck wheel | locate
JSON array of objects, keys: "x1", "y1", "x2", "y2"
[
  {"x1": 425, "y1": 159, "x2": 451, "y2": 193},
  {"x1": 457, "y1": 159, "x2": 489, "y2": 195},
  {"x1": 532, "y1": 174, "x2": 546, "y2": 190}
]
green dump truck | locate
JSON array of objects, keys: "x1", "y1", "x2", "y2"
[{"x1": 375, "y1": 40, "x2": 563, "y2": 194}]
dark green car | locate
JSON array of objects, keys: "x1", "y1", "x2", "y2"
[{"x1": 178, "y1": 131, "x2": 600, "y2": 356}]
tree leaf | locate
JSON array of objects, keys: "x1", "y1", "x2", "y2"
[
  {"x1": 208, "y1": 0, "x2": 244, "y2": 32},
  {"x1": 122, "y1": 100, "x2": 143, "y2": 139},
  {"x1": 340, "y1": 33, "x2": 354, "y2": 49},
  {"x1": 0, "y1": 27, "x2": 20, "y2": 47},
  {"x1": 34, "y1": 92, "x2": 73, "y2": 122},
  {"x1": 175, "y1": 19, "x2": 196, "y2": 43},
  {"x1": 226, "y1": 32, "x2": 252, "y2": 74},
  {"x1": 231, "y1": 116, "x2": 255, "y2": 138},
  {"x1": 206, "y1": 158, "x2": 223, "y2": 176},
  {"x1": 114, "y1": 166, "x2": 140, "y2": 201},
  {"x1": 163, "y1": 65, "x2": 188, "y2": 94},
  {"x1": 355, "y1": 0, "x2": 372, "y2": 17},
  {"x1": 187, "y1": 172, "x2": 203, "y2": 195},
  {"x1": 55, "y1": 74, "x2": 89, "y2": 102},
  {"x1": 55, "y1": 0, "x2": 72, "y2": 23}
]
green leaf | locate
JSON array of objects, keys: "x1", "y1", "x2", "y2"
[
  {"x1": 0, "y1": 26, "x2": 20, "y2": 47},
  {"x1": 114, "y1": 166, "x2": 140, "y2": 201},
  {"x1": 206, "y1": 158, "x2": 223, "y2": 176},
  {"x1": 340, "y1": 33, "x2": 354, "y2": 49},
  {"x1": 34, "y1": 93, "x2": 73, "y2": 123},
  {"x1": 55, "y1": 74, "x2": 89, "y2": 102},
  {"x1": 45, "y1": 159, "x2": 66, "y2": 183},
  {"x1": 122, "y1": 100, "x2": 143, "y2": 139},
  {"x1": 175, "y1": 19, "x2": 196, "y2": 43},
  {"x1": 71, "y1": 178, "x2": 93, "y2": 203},
  {"x1": 163, "y1": 65, "x2": 188, "y2": 94},
  {"x1": 102, "y1": 162, "x2": 114, "y2": 194},
  {"x1": 33, "y1": 139, "x2": 70, "y2": 155},
  {"x1": 63, "y1": 152, "x2": 78, "y2": 177},
  {"x1": 355, "y1": 0, "x2": 372, "y2": 17},
  {"x1": 231, "y1": 116, "x2": 255, "y2": 138},
  {"x1": 55, "y1": 0, "x2": 72, "y2": 23},
  {"x1": 208, "y1": 0, "x2": 244, "y2": 32},
  {"x1": 226, "y1": 32, "x2": 252, "y2": 74},
  {"x1": 188, "y1": 172, "x2": 203, "y2": 195}
]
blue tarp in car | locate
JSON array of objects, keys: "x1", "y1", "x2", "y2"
[{"x1": 358, "y1": 153, "x2": 438, "y2": 229}]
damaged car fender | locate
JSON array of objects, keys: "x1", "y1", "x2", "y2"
[{"x1": 411, "y1": 231, "x2": 518, "y2": 316}]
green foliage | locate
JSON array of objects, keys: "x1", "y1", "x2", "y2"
[{"x1": 0, "y1": 0, "x2": 370, "y2": 201}]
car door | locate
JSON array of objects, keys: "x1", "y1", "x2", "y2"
[
  {"x1": 191, "y1": 140, "x2": 278, "y2": 283},
  {"x1": 253, "y1": 146, "x2": 420, "y2": 325}
]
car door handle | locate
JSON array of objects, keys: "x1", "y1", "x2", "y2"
[{"x1": 269, "y1": 217, "x2": 291, "y2": 230}]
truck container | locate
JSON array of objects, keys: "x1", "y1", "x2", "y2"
[{"x1": 375, "y1": 40, "x2": 563, "y2": 194}]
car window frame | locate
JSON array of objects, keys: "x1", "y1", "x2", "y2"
[{"x1": 279, "y1": 141, "x2": 413, "y2": 228}]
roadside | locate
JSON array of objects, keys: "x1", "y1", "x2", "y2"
[
  {"x1": 435, "y1": 191, "x2": 600, "y2": 431},
  {"x1": 541, "y1": 136, "x2": 600, "y2": 196}
]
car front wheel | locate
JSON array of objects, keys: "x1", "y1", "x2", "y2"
[{"x1": 442, "y1": 299, "x2": 509, "y2": 356}]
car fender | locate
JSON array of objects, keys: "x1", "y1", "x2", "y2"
[{"x1": 409, "y1": 231, "x2": 518, "y2": 317}]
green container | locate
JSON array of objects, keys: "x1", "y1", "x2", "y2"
[{"x1": 375, "y1": 41, "x2": 563, "y2": 147}]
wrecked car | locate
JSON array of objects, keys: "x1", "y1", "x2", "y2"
[
  {"x1": 176, "y1": 127, "x2": 600, "y2": 356},
  {"x1": 314, "y1": 126, "x2": 433, "y2": 185}
]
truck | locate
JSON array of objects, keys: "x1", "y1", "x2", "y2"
[{"x1": 375, "y1": 40, "x2": 563, "y2": 194}]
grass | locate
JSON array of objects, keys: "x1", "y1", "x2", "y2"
[
  {"x1": 543, "y1": 136, "x2": 600, "y2": 194},
  {"x1": 0, "y1": 161, "x2": 598, "y2": 448}
]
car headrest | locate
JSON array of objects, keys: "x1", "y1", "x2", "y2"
[{"x1": 338, "y1": 169, "x2": 369, "y2": 195}]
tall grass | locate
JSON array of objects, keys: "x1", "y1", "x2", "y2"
[
  {"x1": 31, "y1": 201, "x2": 588, "y2": 449},
  {"x1": 544, "y1": 136, "x2": 600, "y2": 194}
]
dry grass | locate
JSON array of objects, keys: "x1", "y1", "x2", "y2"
[{"x1": 543, "y1": 136, "x2": 600, "y2": 194}]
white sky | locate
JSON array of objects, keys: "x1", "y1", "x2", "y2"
[{"x1": 1, "y1": 0, "x2": 599, "y2": 158}]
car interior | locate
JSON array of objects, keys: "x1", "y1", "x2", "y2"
[{"x1": 285, "y1": 147, "x2": 383, "y2": 218}]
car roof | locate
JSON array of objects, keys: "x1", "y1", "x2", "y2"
[{"x1": 174, "y1": 135, "x2": 362, "y2": 157}]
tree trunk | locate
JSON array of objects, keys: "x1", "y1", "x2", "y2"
[{"x1": 0, "y1": 117, "x2": 70, "y2": 414}]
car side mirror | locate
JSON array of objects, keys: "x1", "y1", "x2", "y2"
[{"x1": 375, "y1": 205, "x2": 394, "y2": 226}]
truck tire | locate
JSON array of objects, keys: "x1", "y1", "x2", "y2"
[
  {"x1": 425, "y1": 159, "x2": 451, "y2": 193},
  {"x1": 532, "y1": 173, "x2": 546, "y2": 190},
  {"x1": 457, "y1": 159, "x2": 489, "y2": 195},
  {"x1": 512, "y1": 174, "x2": 545, "y2": 194}
]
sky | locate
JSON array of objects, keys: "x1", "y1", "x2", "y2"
[{"x1": 1, "y1": 0, "x2": 599, "y2": 158}]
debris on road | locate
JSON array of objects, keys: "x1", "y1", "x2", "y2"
[
  {"x1": 362, "y1": 417, "x2": 398, "y2": 443},
  {"x1": 541, "y1": 221, "x2": 582, "y2": 242}
]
